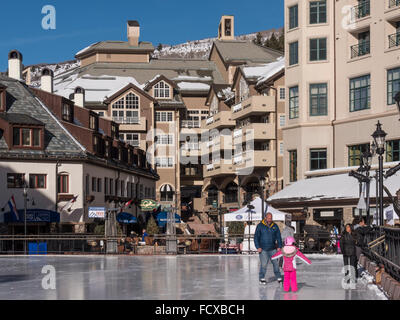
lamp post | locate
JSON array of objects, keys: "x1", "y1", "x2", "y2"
[
  {"x1": 259, "y1": 176, "x2": 266, "y2": 220},
  {"x1": 362, "y1": 148, "x2": 373, "y2": 222},
  {"x1": 372, "y1": 121, "x2": 387, "y2": 226},
  {"x1": 23, "y1": 183, "x2": 28, "y2": 255}
]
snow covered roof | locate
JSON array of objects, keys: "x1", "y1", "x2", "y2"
[
  {"x1": 177, "y1": 82, "x2": 210, "y2": 92},
  {"x1": 54, "y1": 74, "x2": 143, "y2": 103},
  {"x1": 75, "y1": 41, "x2": 155, "y2": 58},
  {"x1": 240, "y1": 56, "x2": 285, "y2": 84},
  {"x1": 268, "y1": 169, "x2": 400, "y2": 203}
]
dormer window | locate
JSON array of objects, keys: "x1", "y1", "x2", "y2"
[
  {"x1": 111, "y1": 123, "x2": 119, "y2": 139},
  {"x1": 0, "y1": 85, "x2": 6, "y2": 112},
  {"x1": 154, "y1": 81, "x2": 170, "y2": 99},
  {"x1": 62, "y1": 103, "x2": 73, "y2": 122},
  {"x1": 13, "y1": 127, "x2": 41, "y2": 147},
  {"x1": 89, "y1": 113, "x2": 99, "y2": 131}
]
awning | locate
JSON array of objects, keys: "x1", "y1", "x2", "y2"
[
  {"x1": 117, "y1": 212, "x2": 138, "y2": 224},
  {"x1": 4, "y1": 209, "x2": 60, "y2": 223},
  {"x1": 156, "y1": 211, "x2": 181, "y2": 227},
  {"x1": 161, "y1": 184, "x2": 174, "y2": 193}
]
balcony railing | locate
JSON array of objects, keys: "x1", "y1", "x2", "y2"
[
  {"x1": 181, "y1": 120, "x2": 200, "y2": 128},
  {"x1": 350, "y1": 41, "x2": 370, "y2": 58},
  {"x1": 233, "y1": 103, "x2": 243, "y2": 113},
  {"x1": 389, "y1": 0, "x2": 400, "y2": 9},
  {"x1": 352, "y1": 0, "x2": 370, "y2": 19},
  {"x1": 388, "y1": 32, "x2": 400, "y2": 48},
  {"x1": 206, "y1": 117, "x2": 214, "y2": 125},
  {"x1": 126, "y1": 140, "x2": 140, "y2": 147},
  {"x1": 112, "y1": 117, "x2": 139, "y2": 124}
]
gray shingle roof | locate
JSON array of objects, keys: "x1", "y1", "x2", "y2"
[
  {"x1": 76, "y1": 41, "x2": 155, "y2": 58},
  {"x1": 0, "y1": 113, "x2": 44, "y2": 125},
  {"x1": 0, "y1": 76, "x2": 84, "y2": 156},
  {"x1": 213, "y1": 40, "x2": 282, "y2": 63}
]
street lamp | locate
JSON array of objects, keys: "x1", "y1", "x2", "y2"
[
  {"x1": 23, "y1": 183, "x2": 28, "y2": 255},
  {"x1": 372, "y1": 121, "x2": 387, "y2": 226},
  {"x1": 362, "y1": 148, "x2": 373, "y2": 222},
  {"x1": 394, "y1": 92, "x2": 400, "y2": 120},
  {"x1": 259, "y1": 176, "x2": 266, "y2": 220}
]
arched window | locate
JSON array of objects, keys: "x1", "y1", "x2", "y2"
[
  {"x1": 224, "y1": 182, "x2": 238, "y2": 203},
  {"x1": 111, "y1": 93, "x2": 139, "y2": 124},
  {"x1": 160, "y1": 184, "x2": 174, "y2": 201},
  {"x1": 154, "y1": 81, "x2": 170, "y2": 99},
  {"x1": 207, "y1": 185, "x2": 218, "y2": 206},
  {"x1": 125, "y1": 93, "x2": 139, "y2": 109}
]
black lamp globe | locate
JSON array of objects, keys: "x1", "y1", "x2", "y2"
[
  {"x1": 259, "y1": 176, "x2": 266, "y2": 188},
  {"x1": 372, "y1": 121, "x2": 387, "y2": 155}
]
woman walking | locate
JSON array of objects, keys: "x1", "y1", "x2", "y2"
[{"x1": 341, "y1": 224, "x2": 358, "y2": 288}]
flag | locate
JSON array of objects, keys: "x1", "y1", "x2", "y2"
[
  {"x1": 60, "y1": 195, "x2": 78, "y2": 213},
  {"x1": 8, "y1": 195, "x2": 19, "y2": 221},
  {"x1": 119, "y1": 199, "x2": 133, "y2": 212},
  {"x1": 386, "y1": 209, "x2": 394, "y2": 226}
]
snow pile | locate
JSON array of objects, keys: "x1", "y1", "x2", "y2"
[
  {"x1": 358, "y1": 269, "x2": 388, "y2": 300},
  {"x1": 241, "y1": 56, "x2": 284, "y2": 83}
]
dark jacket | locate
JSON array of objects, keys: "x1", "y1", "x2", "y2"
[
  {"x1": 355, "y1": 225, "x2": 371, "y2": 248},
  {"x1": 341, "y1": 232, "x2": 356, "y2": 257},
  {"x1": 254, "y1": 221, "x2": 282, "y2": 251}
]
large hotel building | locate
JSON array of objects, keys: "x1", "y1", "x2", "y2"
[{"x1": 269, "y1": 0, "x2": 400, "y2": 231}]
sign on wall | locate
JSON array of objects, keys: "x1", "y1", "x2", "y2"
[{"x1": 88, "y1": 207, "x2": 106, "y2": 219}]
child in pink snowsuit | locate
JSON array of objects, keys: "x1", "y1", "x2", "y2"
[{"x1": 271, "y1": 237, "x2": 311, "y2": 292}]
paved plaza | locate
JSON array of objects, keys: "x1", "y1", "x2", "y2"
[{"x1": 0, "y1": 254, "x2": 386, "y2": 300}]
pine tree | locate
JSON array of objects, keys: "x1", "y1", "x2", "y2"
[
  {"x1": 253, "y1": 32, "x2": 263, "y2": 46},
  {"x1": 146, "y1": 216, "x2": 159, "y2": 235},
  {"x1": 157, "y1": 43, "x2": 163, "y2": 51}
]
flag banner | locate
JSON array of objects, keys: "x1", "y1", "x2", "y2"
[{"x1": 8, "y1": 195, "x2": 19, "y2": 220}]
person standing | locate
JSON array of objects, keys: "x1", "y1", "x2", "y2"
[
  {"x1": 341, "y1": 224, "x2": 358, "y2": 287},
  {"x1": 254, "y1": 212, "x2": 283, "y2": 285},
  {"x1": 280, "y1": 221, "x2": 295, "y2": 268}
]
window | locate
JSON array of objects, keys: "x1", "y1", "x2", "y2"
[
  {"x1": 92, "y1": 177, "x2": 97, "y2": 192},
  {"x1": 279, "y1": 87, "x2": 285, "y2": 100},
  {"x1": 13, "y1": 128, "x2": 41, "y2": 147},
  {"x1": 126, "y1": 93, "x2": 139, "y2": 109},
  {"x1": 310, "y1": 83, "x2": 328, "y2": 116},
  {"x1": 348, "y1": 144, "x2": 369, "y2": 166},
  {"x1": 386, "y1": 139, "x2": 400, "y2": 162},
  {"x1": 110, "y1": 178, "x2": 114, "y2": 196},
  {"x1": 280, "y1": 115, "x2": 286, "y2": 127},
  {"x1": 310, "y1": 148, "x2": 327, "y2": 170},
  {"x1": 154, "y1": 81, "x2": 170, "y2": 98},
  {"x1": 112, "y1": 94, "x2": 139, "y2": 124},
  {"x1": 289, "y1": 5, "x2": 298, "y2": 29},
  {"x1": 29, "y1": 174, "x2": 46, "y2": 189},
  {"x1": 387, "y1": 67, "x2": 400, "y2": 106},
  {"x1": 289, "y1": 86, "x2": 299, "y2": 119},
  {"x1": 125, "y1": 133, "x2": 139, "y2": 147},
  {"x1": 62, "y1": 104, "x2": 72, "y2": 122},
  {"x1": 156, "y1": 135, "x2": 173, "y2": 145},
  {"x1": 289, "y1": 42, "x2": 299, "y2": 66},
  {"x1": 155, "y1": 157, "x2": 174, "y2": 168},
  {"x1": 310, "y1": 38, "x2": 327, "y2": 61},
  {"x1": 350, "y1": 75, "x2": 370, "y2": 112},
  {"x1": 98, "y1": 112, "x2": 104, "y2": 117},
  {"x1": 89, "y1": 114, "x2": 99, "y2": 131},
  {"x1": 351, "y1": 31, "x2": 370, "y2": 58},
  {"x1": 289, "y1": 150, "x2": 297, "y2": 182},
  {"x1": 156, "y1": 111, "x2": 173, "y2": 122},
  {"x1": 57, "y1": 175, "x2": 69, "y2": 194},
  {"x1": 86, "y1": 175, "x2": 90, "y2": 194},
  {"x1": 121, "y1": 180, "x2": 125, "y2": 197},
  {"x1": 7, "y1": 173, "x2": 25, "y2": 188},
  {"x1": 104, "y1": 177, "x2": 109, "y2": 195},
  {"x1": 310, "y1": 0, "x2": 327, "y2": 24},
  {"x1": 160, "y1": 184, "x2": 174, "y2": 201},
  {"x1": 280, "y1": 142, "x2": 284, "y2": 155}
]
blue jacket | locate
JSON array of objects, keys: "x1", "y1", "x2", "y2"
[{"x1": 254, "y1": 221, "x2": 282, "y2": 251}]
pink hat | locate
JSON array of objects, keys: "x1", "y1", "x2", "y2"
[{"x1": 285, "y1": 237, "x2": 295, "y2": 246}]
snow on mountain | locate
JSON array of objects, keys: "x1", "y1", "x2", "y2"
[{"x1": 152, "y1": 28, "x2": 283, "y2": 60}]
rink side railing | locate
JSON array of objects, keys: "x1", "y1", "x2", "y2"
[
  {"x1": 363, "y1": 227, "x2": 400, "y2": 282},
  {"x1": 0, "y1": 232, "x2": 336, "y2": 255}
]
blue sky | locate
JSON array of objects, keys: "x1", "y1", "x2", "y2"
[{"x1": 0, "y1": 0, "x2": 284, "y2": 71}]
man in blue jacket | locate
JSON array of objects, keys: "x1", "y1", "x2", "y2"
[{"x1": 254, "y1": 212, "x2": 282, "y2": 284}]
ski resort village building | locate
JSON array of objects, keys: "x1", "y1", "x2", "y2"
[{"x1": 14, "y1": 16, "x2": 285, "y2": 221}]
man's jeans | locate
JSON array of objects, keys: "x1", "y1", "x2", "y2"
[{"x1": 259, "y1": 249, "x2": 281, "y2": 280}]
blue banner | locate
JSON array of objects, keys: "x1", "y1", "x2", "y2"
[{"x1": 4, "y1": 209, "x2": 60, "y2": 223}]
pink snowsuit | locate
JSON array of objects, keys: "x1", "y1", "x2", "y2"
[{"x1": 271, "y1": 245, "x2": 311, "y2": 292}]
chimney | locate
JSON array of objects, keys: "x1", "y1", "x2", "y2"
[
  {"x1": 8, "y1": 50, "x2": 23, "y2": 81},
  {"x1": 74, "y1": 86, "x2": 85, "y2": 107},
  {"x1": 41, "y1": 68, "x2": 54, "y2": 93},
  {"x1": 127, "y1": 20, "x2": 140, "y2": 47}
]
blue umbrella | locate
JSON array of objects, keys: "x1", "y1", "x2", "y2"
[{"x1": 117, "y1": 212, "x2": 138, "y2": 224}]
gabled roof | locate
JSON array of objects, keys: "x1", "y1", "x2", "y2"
[
  {"x1": 210, "y1": 40, "x2": 282, "y2": 65},
  {"x1": 103, "y1": 82, "x2": 157, "y2": 104},
  {"x1": 205, "y1": 84, "x2": 231, "y2": 105},
  {"x1": 143, "y1": 74, "x2": 178, "y2": 91}
]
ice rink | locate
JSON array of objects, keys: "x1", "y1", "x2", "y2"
[{"x1": 0, "y1": 254, "x2": 386, "y2": 300}]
